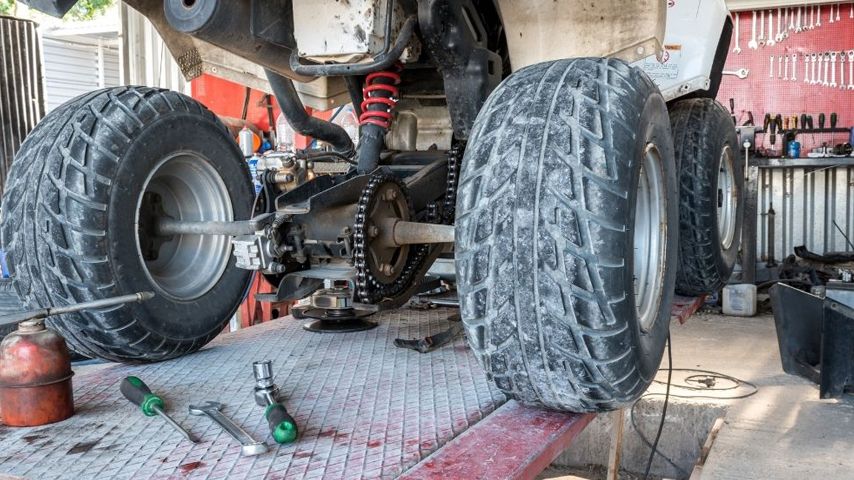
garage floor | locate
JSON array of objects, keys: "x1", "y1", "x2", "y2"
[
  {"x1": 0, "y1": 306, "x2": 851, "y2": 479},
  {"x1": 0, "y1": 308, "x2": 508, "y2": 479},
  {"x1": 546, "y1": 311, "x2": 854, "y2": 479}
]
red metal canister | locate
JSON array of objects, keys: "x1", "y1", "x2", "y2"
[{"x1": 0, "y1": 320, "x2": 74, "y2": 426}]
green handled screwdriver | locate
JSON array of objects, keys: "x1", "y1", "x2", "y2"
[{"x1": 120, "y1": 376, "x2": 198, "y2": 443}]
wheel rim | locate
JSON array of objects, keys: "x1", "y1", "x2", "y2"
[
  {"x1": 717, "y1": 145, "x2": 737, "y2": 250},
  {"x1": 135, "y1": 153, "x2": 233, "y2": 301},
  {"x1": 634, "y1": 144, "x2": 668, "y2": 333}
]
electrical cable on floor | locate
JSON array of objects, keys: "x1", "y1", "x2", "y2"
[
  {"x1": 633, "y1": 340, "x2": 760, "y2": 479},
  {"x1": 642, "y1": 333, "x2": 672, "y2": 480}
]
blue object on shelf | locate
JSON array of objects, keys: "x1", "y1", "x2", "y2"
[
  {"x1": 0, "y1": 250, "x2": 9, "y2": 278},
  {"x1": 787, "y1": 141, "x2": 801, "y2": 159}
]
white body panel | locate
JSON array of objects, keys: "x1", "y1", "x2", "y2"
[
  {"x1": 634, "y1": 0, "x2": 730, "y2": 101},
  {"x1": 292, "y1": 0, "x2": 390, "y2": 62}
]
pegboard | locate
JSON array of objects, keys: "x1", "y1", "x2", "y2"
[{"x1": 717, "y1": 3, "x2": 854, "y2": 154}]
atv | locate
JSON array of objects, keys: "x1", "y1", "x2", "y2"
[{"x1": 6, "y1": 0, "x2": 742, "y2": 412}]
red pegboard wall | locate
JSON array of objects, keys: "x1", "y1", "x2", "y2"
[{"x1": 717, "y1": 3, "x2": 854, "y2": 153}]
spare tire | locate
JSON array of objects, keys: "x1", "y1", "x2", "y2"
[
  {"x1": 1, "y1": 86, "x2": 253, "y2": 362},
  {"x1": 455, "y1": 58, "x2": 678, "y2": 412},
  {"x1": 669, "y1": 98, "x2": 744, "y2": 296}
]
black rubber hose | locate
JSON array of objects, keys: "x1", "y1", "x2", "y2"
[{"x1": 264, "y1": 70, "x2": 355, "y2": 157}]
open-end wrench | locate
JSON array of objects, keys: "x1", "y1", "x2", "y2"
[
  {"x1": 835, "y1": 2, "x2": 840, "y2": 21},
  {"x1": 791, "y1": 54, "x2": 798, "y2": 82},
  {"x1": 848, "y1": 51, "x2": 854, "y2": 90},
  {"x1": 189, "y1": 401, "x2": 269, "y2": 456},
  {"x1": 767, "y1": 10, "x2": 776, "y2": 46},
  {"x1": 830, "y1": 52, "x2": 838, "y2": 87},
  {"x1": 788, "y1": 7, "x2": 796, "y2": 31},
  {"x1": 775, "y1": 8, "x2": 783, "y2": 42},
  {"x1": 810, "y1": 53, "x2": 819, "y2": 85},
  {"x1": 840, "y1": 54, "x2": 846, "y2": 90},
  {"x1": 817, "y1": 4, "x2": 823, "y2": 27},
  {"x1": 850, "y1": 3, "x2": 853, "y2": 19},
  {"x1": 784, "y1": 55, "x2": 789, "y2": 80},
  {"x1": 823, "y1": 53, "x2": 831, "y2": 86},
  {"x1": 809, "y1": 4, "x2": 815, "y2": 29},
  {"x1": 796, "y1": 6, "x2": 803, "y2": 32},
  {"x1": 748, "y1": 10, "x2": 759, "y2": 49},
  {"x1": 758, "y1": 10, "x2": 766, "y2": 46},
  {"x1": 769, "y1": 55, "x2": 775, "y2": 79},
  {"x1": 804, "y1": 54, "x2": 810, "y2": 84},
  {"x1": 830, "y1": 3, "x2": 835, "y2": 23},
  {"x1": 733, "y1": 13, "x2": 742, "y2": 54},
  {"x1": 723, "y1": 68, "x2": 750, "y2": 79},
  {"x1": 778, "y1": 55, "x2": 783, "y2": 79}
]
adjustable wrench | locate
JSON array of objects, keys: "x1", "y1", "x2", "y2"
[
  {"x1": 830, "y1": 52, "x2": 838, "y2": 87},
  {"x1": 189, "y1": 401, "x2": 269, "y2": 456},
  {"x1": 733, "y1": 13, "x2": 742, "y2": 54},
  {"x1": 748, "y1": 10, "x2": 759, "y2": 49}
]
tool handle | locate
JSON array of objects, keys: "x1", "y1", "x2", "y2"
[
  {"x1": 120, "y1": 376, "x2": 164, "y2": 417},
  {"x1": 265, "y1": 403, "x2": 298, "y2": 444}
]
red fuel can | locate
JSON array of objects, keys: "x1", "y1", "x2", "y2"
[{"x1": 0, "y1": 320, "x2": 74, "y2": 426}]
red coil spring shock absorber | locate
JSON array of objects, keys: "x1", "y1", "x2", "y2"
[{"x1": 359, "y1": 67, "x2": 402, "y2": 130}]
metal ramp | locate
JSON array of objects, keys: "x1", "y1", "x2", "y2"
[{"x1": 0, "y1": 297, "x2": 704, "y2": 479}]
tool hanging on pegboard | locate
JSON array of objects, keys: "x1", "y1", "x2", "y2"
[{"x1": 732, "y1": 4, "x2": 854, "y2": 55}]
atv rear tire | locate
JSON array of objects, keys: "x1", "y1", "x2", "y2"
[
  {"x1": 455, "y1": 58, "x2": 679, "y2": 412},
  {"x1": 669, "y1": 98, "x2": 743, "y2": 296},
  {"x1": 0, "y1": 86, "x2": 253, "y2": 362}
]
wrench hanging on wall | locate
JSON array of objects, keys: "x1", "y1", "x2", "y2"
[{"x1": 733, "y1": 12, "x2": 742, "y2": 54}]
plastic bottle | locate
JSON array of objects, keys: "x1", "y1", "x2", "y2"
[
  {"x1": 276, "y1": 113, "x2": 296, "y2": 152},
  {"x1": 722, "y1": 284, "x2": 757, "y2": 317},
  {"x1": 333, "y1": 104, "x2": 360, "y2": 147}
]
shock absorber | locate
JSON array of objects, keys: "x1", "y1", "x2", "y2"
[{"x1": 356, "y1": 66, "x2": 402, "y2": 173}]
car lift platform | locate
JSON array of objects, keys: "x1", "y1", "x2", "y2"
[{"x1": 0, "y1": 296, "x2": 703, "y2": 479}]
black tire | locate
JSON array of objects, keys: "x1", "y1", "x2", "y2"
[
  {"x1": 0, "y1": 278, "x2": 24, "y2": 338},
  {"x1": 455, "y1": 58, "x2": 679, "y2": 412},
  {"x1": 1, "y1": 86, "x2": 253, "y2": 362},
  {"x1": 670, "y1": 98, "x2": 744, "y2": 296}
]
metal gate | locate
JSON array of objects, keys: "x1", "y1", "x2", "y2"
[{"x1": 0, "y1": 15, "x2": 44, "y2": 200}]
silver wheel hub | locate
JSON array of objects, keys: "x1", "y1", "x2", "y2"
[
  {"x1": 717, "y1": 146, "x2": 737, "y2": 251},
  {"x1": 633, "y1": 144, "x2": 668, "y2": 332},
  {"x1": 135, "y1": 153, "x2": 233, "y2": 301}
]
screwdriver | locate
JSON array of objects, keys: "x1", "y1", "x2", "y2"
[{"x1": 120, "y1": 376, "x2": 198, "y2": 443}]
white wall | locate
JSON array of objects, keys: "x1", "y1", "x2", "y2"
[{"x1": 41, "y1": 34, "x2": 120, "y2": 112}]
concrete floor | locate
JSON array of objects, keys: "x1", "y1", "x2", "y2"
[{"x1": 546, "y1": 311, "x2": 854, "y2": 480}]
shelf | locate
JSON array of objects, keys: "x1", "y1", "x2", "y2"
[{"x1": 752, "y1": 157, "x2": 854, "y2": 168}]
